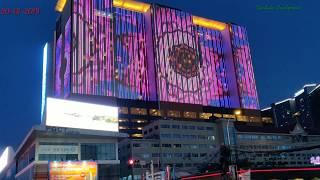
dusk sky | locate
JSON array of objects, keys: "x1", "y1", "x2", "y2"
[{"x1": 0, "y1": 0, "x2": 319, "y2": 150}]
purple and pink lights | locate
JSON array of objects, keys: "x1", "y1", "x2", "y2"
[{"x1": 55, "y1": 1, "x2": 259, "y2": 109}]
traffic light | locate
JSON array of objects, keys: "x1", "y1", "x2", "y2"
[{"x1": 128, "y1": 159, "x2": 134, "y2": 165}]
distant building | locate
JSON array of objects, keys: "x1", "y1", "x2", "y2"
[
  {"x1": 294, "y1": 84, "x2": 317, "y2": 130},
  {"x1": 271, "y1": 98, "x2": 296, "y2": 128},
  {"x1": 309, "y1": 85, "x2": 320, "y2": 131},
  {"x1": 262, "y1": 84, "x2": 319, "y2": 131}
]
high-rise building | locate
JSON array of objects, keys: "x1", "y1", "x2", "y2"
[
  {"x1": 52, "y1": 0, "x2": 262, "y2": 137},
  {"x1": 54, "y1": 0, "x2": 259, "y2": 109}
]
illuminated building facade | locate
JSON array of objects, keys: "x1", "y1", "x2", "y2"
[{"x1": 54, "y1": 0, "x2": 259, "y2": 109}]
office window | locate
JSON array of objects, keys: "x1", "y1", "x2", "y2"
[
  {"x1": 199, "y1": 113, "x2": 212, "y2": 119},
  {"x1": 130, "y1": 108, "x2": 147, "y2": 115},
  {"x1": 119, "y1": 118, "x2": 129, "y2": 122},
  {"x1": 183, "y1": 111, "x2": 197, "y2": 119},
  {"x1": 152, "y1": 144, "x2": 160, "y2": 148},
  {"x1": 172, "y1": 125, "x2": 180, "y2": 129},
  {"x1": 133, "y1": 143, "x2": 141, "y2": 147},
  {"x1": 173, "y1": 144, "x2": 182, "y2": 148},
  {"x1": 149, "y1": 109, "x2": 163, "y2": 116},
  {"x1": 119, "y1": 107, "x2": 128, "y2": 114},
  {"x1": 131, "y1": 134, "x2": 143, "y2": 138},
  {"x1": 38, "y1": 154, "x2": 78, "y2": 161},
  {"x1": 81, "y1": 143, "x2": 116, "y2": 160},
  {"x1": 152, "y1": 153, "x2": 160, "y2": 157},
  {"x1": 131, "y1": 119, "x2": 147, "y2": 123},
  {"x1": 167, "y1": 110, "x2": 181, "y2": 118},
  {"x1": 160, "y1": 133, "x2": 171, "y2": 138},
  {"x1": 206, "y1": 127, "x2": 214, "y2": 130},
  {"x1": 160, "y1": 124, "x2": 170, "y2": 128},
  {"x1": 162, "y1": 144, "x2": 171, "y2": 148},
  {"x1": 197, "y1": 126, "x2": 205, "y2": 130}
]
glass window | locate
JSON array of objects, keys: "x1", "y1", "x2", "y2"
[
  {"x1": 119, "y1": 118, "x2": 129, "y2": 122},
  {"x1": 149, "y1": 109, "x2": 163, "y2": 116},
  {"x1": 160, "y1": 133, "x2": 171, "y2": 138},
  {"x1": 152, "y1": 153, "x2": 160, "y2": 157},
  {"x1": 131, "y1": 119, "x2": 147, "y2": 123},
  {"x1": 199, "y1": 113, "x2": 212, "y2": 119},
  {"x1": 81, "y1": 143, "x2": 116, "y2": 160},
  {"x1": 173, "y1": 144, "x2": 181, "y2": 148},
  {"x1": 160, "y1": 124, "x2": 170, "y2": 128},
  {"x1": 130, "y1": 108, "x2": 147, "y2": 115},
  {"x1": 161, "y1": 144, "x2": 171, "y2": 148},
  {"x1": 131, "y1": 134, "x2": 143, "y2": 138},
  {"x1": 119, "y1": 107, "x2": 128, "y2": 114},
  {"x1": 152, "y1": 144, "x2": 160, "y2": 148},
  {"x1": 171, "y1": 125, "x2": 180, "y2": 129},
  {"x1": 206, "y1": 127, "x2": 214, "y2": 130},
  {"x1": 167, "y1": 110, "x2": 181, "y2": 118},
  {"x1": 197, "y1": 126, "x2": 205, "y2": 130},
  {"x1": 183, "y1": 111, "x2": 197, "y2": 119}
]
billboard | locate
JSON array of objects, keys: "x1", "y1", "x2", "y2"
[
  {"x1": 46, "y1": 98, "x2": 118, "y2": 132},
  {"x1": 49, "y1": 161, "x2": 97, "y2": 180}
]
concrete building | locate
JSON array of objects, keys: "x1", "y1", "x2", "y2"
[
  {"x1": 0, "y1": 125, "x2": 127, "y2": 180},
  {"x1": 119, "y1": 119, "x2": 221, "y2": 179}
]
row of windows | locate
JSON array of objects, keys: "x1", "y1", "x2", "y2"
[
  {"x1": 238, "y1": 134, "x2": 290, "y2": 141},
  {"x1": 160, "y1": 133, "x2": 215, "y2": 141},
  {"x1": 131, "y1": 162, "x2": 202, "y2": 169},
  {"x1": 144, "y1": 152, "x2": 209, "y2": 158},
  {"x1": 81, "y1": 144, "x2": 116, "y2": 160},
  {"x1": 132, "y1": 143, "x2": 216, "y2": 149},
  {"x1": 38, "y1": 154, "x2": 78, "y2": 161},
  {"x1": 160, "y1": 124, "x2": 214, "y2": 131},
  {"x1": 119, "y1": 107, "x2": 251, "y2": 120},
  {"x1": 239, "y1": 145, "x2": 291, "y2": 150}
]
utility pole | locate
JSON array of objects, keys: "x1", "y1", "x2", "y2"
[{"x1": 151, "y1": 160, "x2": 154, "y2": 180}]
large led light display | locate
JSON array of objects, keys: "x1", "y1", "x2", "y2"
[
  {"x1": 55, "y1": 18, "x2": 71, "y2": 99},
  {"x1": 153, "y1": 6, "x2": 201, "y2": 104},
  {"x1": 152, "y1": 6, "x2": 231, "y2": 107},
  {"x1": 62, "y1": 0, "x2": 260, "y2": 109},
  {"x1": 72, "y1": 0, "x2": 114, "y2": 96},
  {"x1": 114, "y1": 8, "x2": 150, "y2": 100},
  {"x1": 230, "y1": 25, "x2": 259, "y2": 109},
  {"x1": 49, "y1": 161, "x2": 97, "y2": 180},
  {"x1": 46, "y1": 98, "x2": 118, "y2": 132}
]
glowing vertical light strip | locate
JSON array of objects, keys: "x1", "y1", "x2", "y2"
[
  {"x1": 41, "y1": 43, "x2": 48, "y2": 122},
  {"x1": 0, "y1": 147, "x2": 9, "y2": 173}
]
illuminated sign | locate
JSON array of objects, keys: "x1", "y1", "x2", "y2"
[
  {"x1": 113, "y1": 0, "x2": 150, "y2": 13},
  {"x1": 46, "y1": 98, "x2": 118, "y2": 132},
  {"x1": 310, "y1": 156, "x2": 320, "y2": 165},
  {"x1": 49, "y1": 161, "x2": 97, "y2": 180}
]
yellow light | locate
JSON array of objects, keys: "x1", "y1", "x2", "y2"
[
  {"x1": 234, "y1": 110, "x2": 241, "y2": 116},
  {"x1": 192, "y1": 16, "x2": 226, "y2": 31},
  {"x1": 113, "y1": 0, "x2": 150, "y2": 13},
  {"x1": 55, "y1": 0, "x2": 67, "y2": 12}
]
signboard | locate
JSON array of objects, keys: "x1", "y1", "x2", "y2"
[
  {"x1": 49, "y1": 161, "x2": 97, "y2": 180},
  {"x1": 310, "y1": 156, "x2": 320, "y2": 165},
  {"x1": 38, "y1": 145, "x2": 79, "y2": 155},
  {"x1": 46, "y1": 98, "x2": 118, "y2": 132}
]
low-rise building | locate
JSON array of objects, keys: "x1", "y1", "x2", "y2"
[{"x1": 1, "y1": 125, "x2": 127, "y2": 180}]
